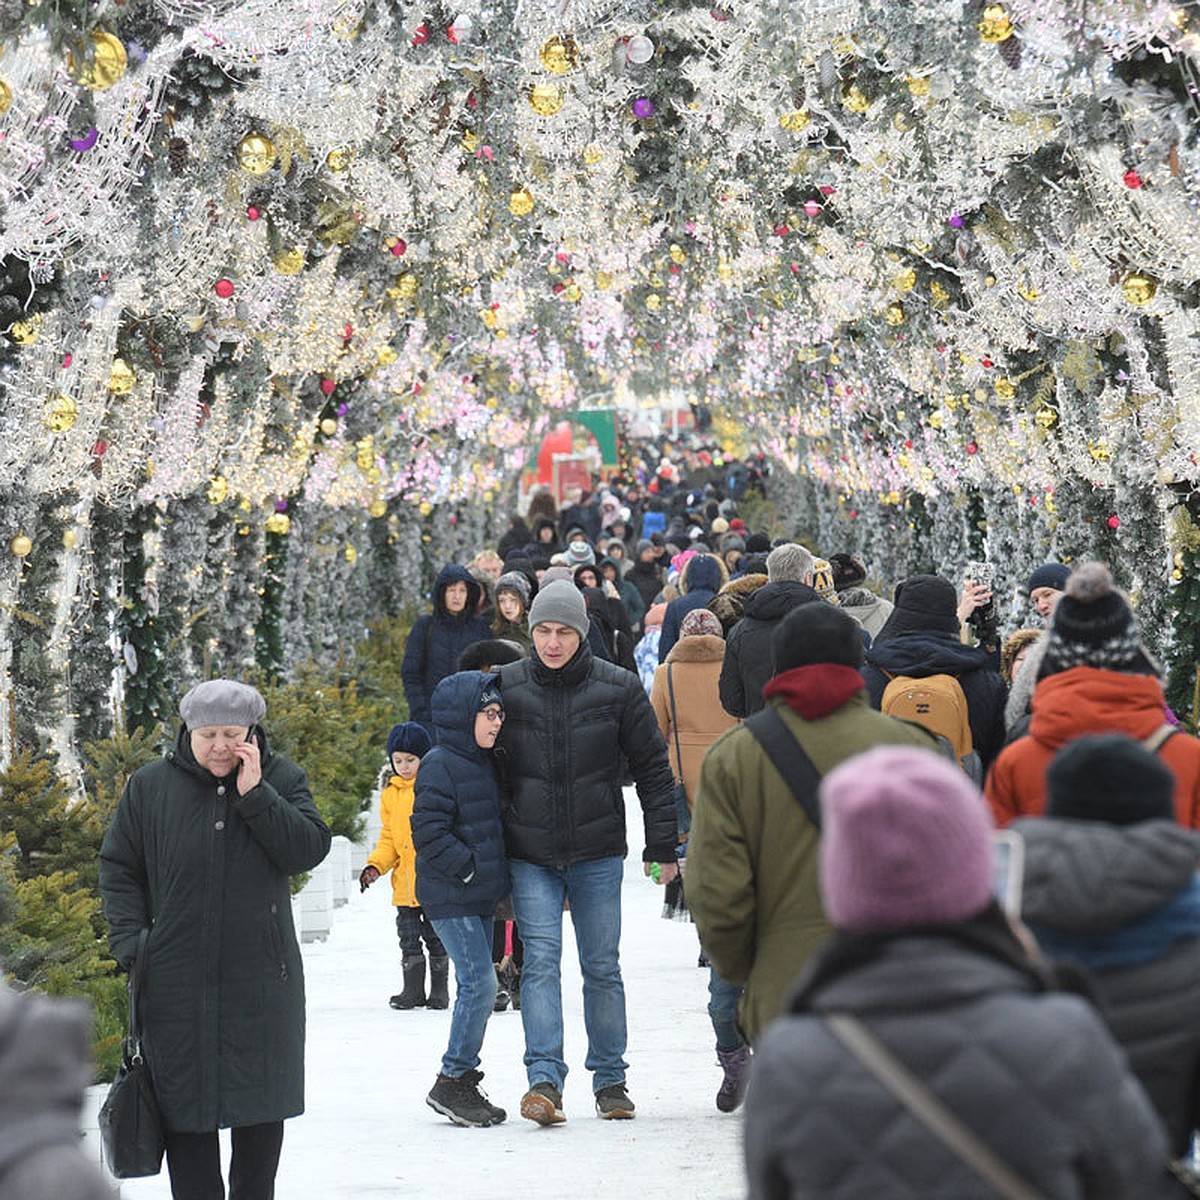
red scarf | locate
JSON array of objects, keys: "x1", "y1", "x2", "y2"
[{"x1": 761, "y1": 663, "x2": 866, "y2": 720}]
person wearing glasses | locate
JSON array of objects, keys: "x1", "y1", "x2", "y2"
[{"x1": 412, "y1": 671, "x2": 511, "y2": 1128}]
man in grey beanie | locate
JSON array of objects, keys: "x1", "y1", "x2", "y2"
[{"x1": 496, "y1": 579, "x2": 677, "y2": 1126}]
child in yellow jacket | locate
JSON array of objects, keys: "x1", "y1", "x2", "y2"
[{"x1": 358, "y1": 722, "x2": 449, "y2": 1009}]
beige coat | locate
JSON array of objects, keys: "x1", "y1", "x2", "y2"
[{"x1": 650, "y1": 633, "x2": 738, "y2": 811}]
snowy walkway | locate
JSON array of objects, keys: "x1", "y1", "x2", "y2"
[{"x1": 111, "y1": 799, "x2": 746, "y2": 1199}]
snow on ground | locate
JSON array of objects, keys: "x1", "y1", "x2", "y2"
[{"x1": 106, "y1": 796, "x2": 747, "y2": 1199}]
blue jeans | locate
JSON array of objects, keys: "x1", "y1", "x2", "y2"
[
  {"x1": 429, "y1": 915, "x2": 497, "y2": 1078},
  {"x1": 509, "y1": 857, "x2": 628, "y2": 1092},
  {"x1": 708, "y1": 968, "x2": 744, "y2": 1051}
]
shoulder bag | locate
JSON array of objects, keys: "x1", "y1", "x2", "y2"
[
  {"x1": 666, "y1": 664, "x2": 691, "y2": 836},
  {"x1": 99, "y1": 928, "x2": 166, "y2": 1178}
]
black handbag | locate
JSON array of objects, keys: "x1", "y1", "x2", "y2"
[{"x1": 99, "y1": 929, "x2": 165, "y2": 1178}]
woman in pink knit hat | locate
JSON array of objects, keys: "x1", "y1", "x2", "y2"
[{"x1": 743, "y1": 746, "x2": 1171, "y2": 1200}]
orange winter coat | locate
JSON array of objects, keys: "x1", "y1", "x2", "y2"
[
  {"x1": 985, "y1": 666, "x2": 1200, "y2": 829},
  {"x1": 366, "y1": 773, "x2": 420, "y2": 907},
  {"x1": 650, "y1": 633, "x2": 739, "y2": 814}
]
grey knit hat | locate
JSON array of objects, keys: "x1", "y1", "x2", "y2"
[
  {"x1": 180, "y1": 679, "x2": 266, "y2": 729},
  {"x1": 767, "y1": 543, "x2": 815, "y2": 584},
  {"x1": 565, "y1": 539, "x2": 596, "y2": 566},
  {"x1": 526, "y1": 579, "x2": 589, "y2": 639}
]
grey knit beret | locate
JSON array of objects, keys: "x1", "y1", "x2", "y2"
[
  {"x1": 180, "y1": 679, "x2": 266, "y2": 729},
  {"x1": 526, "y1": 579, "x2": 589, "y2": 638}
]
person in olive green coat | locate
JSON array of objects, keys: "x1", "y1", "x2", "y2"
[
  {"x1": 687, "y1": 605, "x2": 938, "y2": 1044},
  {"x1": 99, "y1": 679, "x2": 331, "y2": 1200}
]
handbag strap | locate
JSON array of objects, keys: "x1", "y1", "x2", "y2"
[
  {"x1": 666, "y1": 664, "x2": 685, "y2": 786},
  {"x1": 744, "y1": 704, "x2": 822, "y2": 830},
  {"x1": 127, "y1": 928, "x2": 151, "y2": 1060},
  {"x1": 825, "y1": 1013, "x2": 1047, "y2": 1200}
]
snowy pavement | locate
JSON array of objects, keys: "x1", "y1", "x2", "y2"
[{"x1": 105, "y1": 798, "x2": 747, "y2": 1199}]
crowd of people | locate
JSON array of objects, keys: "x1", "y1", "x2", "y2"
[{"x1": 34, "y1": 455, "x2": 1198, "y2": 1199}]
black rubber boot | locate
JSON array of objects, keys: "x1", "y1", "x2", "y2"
[
  {"x1": 389, "y1": 957, "x2": 427, "y2": 1009},
  {"x1": 427, "y1": 956, "x2": 451, "y2": 1010}
]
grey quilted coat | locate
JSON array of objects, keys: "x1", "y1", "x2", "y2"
[{"x1": 744, "y1": 931, "x2": 1171, "y2": 1199}]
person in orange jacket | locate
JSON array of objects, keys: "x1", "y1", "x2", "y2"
[
  {"x1": 985, "y1": 562, "x2": 1200, "y2": 829},
  {"x1": 359, "y1": 722, "x2": 450, "y2": 1009}
]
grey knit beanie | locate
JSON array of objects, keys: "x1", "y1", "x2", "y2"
[
  {"x1": 767, "y1": 543, "x2": 815, "y2": 584},
  {"x1": 495, "y1": 571, "x2": 531, "y2": 606},
  {"x1": 526, "y1": 579, "x2": 589, "y2": 639}
]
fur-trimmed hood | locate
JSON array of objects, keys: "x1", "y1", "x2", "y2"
[{"x1": 665, "y1": 633, "x2": 726, "y2": 664}]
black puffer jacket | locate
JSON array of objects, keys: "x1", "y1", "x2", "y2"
[
  {"x1": 863, "y1": 631, "x2": 1007, "y2": 769},
  {"x1": 1016, "y1": 817, "x2": 1200, "y2": 1157},
  {"x1": 719, "y1": 581, "x2": 820, "y2": 717},
  {"x1": 497, "y1": 640, "x2": 677, "y2": 867},
  {"x1": 99, "y1": 727, "x2": 331, "y2": 1133},
  {"x1": 411, "y1": 672, "x2": 510, "y2": 919}
]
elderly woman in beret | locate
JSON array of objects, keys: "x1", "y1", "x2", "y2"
[{"x1": 100, "y1": 679, "x2": 331, "y2": 1200}]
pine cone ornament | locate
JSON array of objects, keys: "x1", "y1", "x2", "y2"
[{"x1": 168, "y1": 136, "x2": 189, "y2": 175}]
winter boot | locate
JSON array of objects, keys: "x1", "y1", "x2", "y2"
[
  {"x1": 462, "y1": 1069, "x2": 507, "y2": 1124},
  {"x1": 493, "y1": 966, "x2": 510, "y2": 1013},
  {"x1": 715, "y1": 1044, "x2": 751, "y2": 1113},
  {"x1": 426, "y1": 1073, "x2": 505, "y2": 1127},
  {"x1": 506, "y1": 962, "x2": 521, "y2": 1012},
  {"x1": 427, "y1": 956, "x2": 451, "y2": 1010},
  {"x1": 389, "y1": 957, "x2": 426, "y2": 1010}
]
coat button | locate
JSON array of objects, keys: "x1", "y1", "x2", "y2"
[
  {"x1": 217, "y1": 784, "x2": 226, "y2": 796},
  {"x1": 215, "y1": 820, "x2": 225, "y2": 831}
]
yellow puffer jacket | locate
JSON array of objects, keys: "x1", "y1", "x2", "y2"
[{"x1": 367, "y1": 775, "x2": 419, "y2": 907}]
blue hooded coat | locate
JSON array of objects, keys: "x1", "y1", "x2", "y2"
[
  {"x1": 658, "y1": 554, "x2": 726, "y2": 662},
  {"x1": 410, "y1": 672, "x2": 510, "y2": 920},
  {"x1": 401, "y1": 565, "x2": 492, "y2": 735}
]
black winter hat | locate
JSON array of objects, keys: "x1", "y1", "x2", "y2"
[
  {"x1": 1026, "y1": 562, "x2": 1071, "y2": 594},
  {"x1": 1042, "y1": 562, "x2": 1151, "y2": 674},
  {"x1": 387, "y1": 722, "x2": 432, "y2": 759},
  {"x1": 745, "y1": 532, "x2": 771, "y2": 555},
  {"x1": 875, "y1": 574, "x2": 959, "y2": 640},
  {"x1": 1046, "y1": 733, "x2": 1176, "y2": 826},
  {"x1": 773, "y1": 602, "x2": 864, "y2": 672},
  {"x1": 828, "y1": 552, "x2": 868, "y2": 592}
]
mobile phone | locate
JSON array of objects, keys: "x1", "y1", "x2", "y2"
[
  {"x1": 964, "y1": 560, "x2": 995, "y2": 590},
  {"x1": 993, "y1": 830, "x2": 1025, "y2": 917}
]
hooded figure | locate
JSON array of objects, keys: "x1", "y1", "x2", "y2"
[
  {"x1": 658, "y1": 553, "x2": 728, "y2": 663},
  {"x1": 401, "y1": 564, "x2": 492, "y2": 736},
  {"x1": 0, "y1": 983, "x2": 113, "y2": 1200}
]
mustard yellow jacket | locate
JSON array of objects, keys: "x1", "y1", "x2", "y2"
[{"x1": 367, "y1": 774, "x2": 419, "y2": 907}]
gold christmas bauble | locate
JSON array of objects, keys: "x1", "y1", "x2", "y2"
[
  {"x1": 583, "y1": 144, "x2": 603, "y2": 165},
  {"x1": 368, "y1": 499, "x2": 388, "y2": 518},
  {"x1": 509, "y1": 188, "x2": 535, "y2": 216},
  {"x1": 7, "y1": 314, "x2": 43, "y2": 345},
  {"x1": 393, "y1": 273, "x2": 418, "y2": 299},
  {"x1": 273, "y1": 247, "x2": 305, "y2": 275},
  {"x1": 67, "y1": 31, "x2": 127, "y2": 90},
  {"x1": 893, "y1": 269, "x2": 916, "y2": 293},
  {"x1": 645, "y1": 292, "x2": 662, "y2": 311},
  {"x1": 107, "y1": 357, "x2": 136, "y2": 394},
  {"x1": 344, "y1": 545, "x2": 358, "y2": 564},
  {"x1": 0, "y1": 80, "x2": 12, "y2": 114},
  {"x1": 376, "y1": 346, "x2": 398, "y2": 366},
  {"x1": 1035, "y1": 406, "x2": 1058, "y2": 429},
  {"x1": 237, "y1": 132, "x2": 277, "y2": 174},
  {"x1": 994, "y1": 377, "x2": 1016, "y2": 399},
  {"x1": 265, "y1": 512, "x2": 291, "y2": 535},
  {"x1": 884, "y1": 302, "x2": 905, "y2": 326},
  {"x1": 842, "y1": 85, "x2": 871, "y2": 113},
  {"x1": 978, "y1": 5, "x2": 1015, "y2": 42},
  {"x1": 1121, "y1": 272, "x2": 1157, "y2": 305},
  {"x1": 778, "y1": 110, "x2": 811, "y2": 132},
  {"x1": 905, "y1": 75, "x2": 931, "y2": 97},
  {"x1": 418, "y1": 501, "x2": 433, "y2": 517},
  {"x1": 364, "y1": 467, "x2": 382, "y2": 484},
  {"x1": 538, "y1": 35, "x2": 579, "y2": 74},
  {"x1": 10, "y1": 534, "x2": 32, "y2": 557},
  {"x1": 43, "y1": 392, "x2": 78, "y2": 433},
  {"x1": 62, "y1": 529, "x2": 78, "y2": 550},
  {"x1": 208, "y1": 476, "x2": 229, "y2": 503},
  {"x1": 320, "y1": 417, "x2": 338, "y2": 436},
  {"x1": 326, "y1": 146, "x2": 353, "y2": 171},
  {"x1": 529, "y1": 83, "x2": 564, "y2": 116}
]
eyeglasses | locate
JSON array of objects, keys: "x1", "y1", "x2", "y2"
[{"x1": 480, "y1": 707, "x2": 505, "y2": 723}]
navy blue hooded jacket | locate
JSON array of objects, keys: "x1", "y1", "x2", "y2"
[
  {"x1": 401, "y1": 565, "x2": 492, "y2": 734},
  {"x1": 410, "y1": 672, "x2": 510, "y2": 920},
  {"x1": 658, "y1": 554, "x2": 725, "y2": 663}
]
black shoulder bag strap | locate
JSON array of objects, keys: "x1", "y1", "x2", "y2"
[
  {"x1": 744, "y1": 705, "x2": 822, "y2": 830},
  {"x1": 127, "y1": 928, "x2": 151, "y2": 1063},
  {"x1": 666, "y1": 664, "x2": 685, "y2": 786}
]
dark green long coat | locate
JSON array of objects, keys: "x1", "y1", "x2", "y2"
[{"x1": 99, "y1": 727, "x2": 331, "y2": 1133}]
